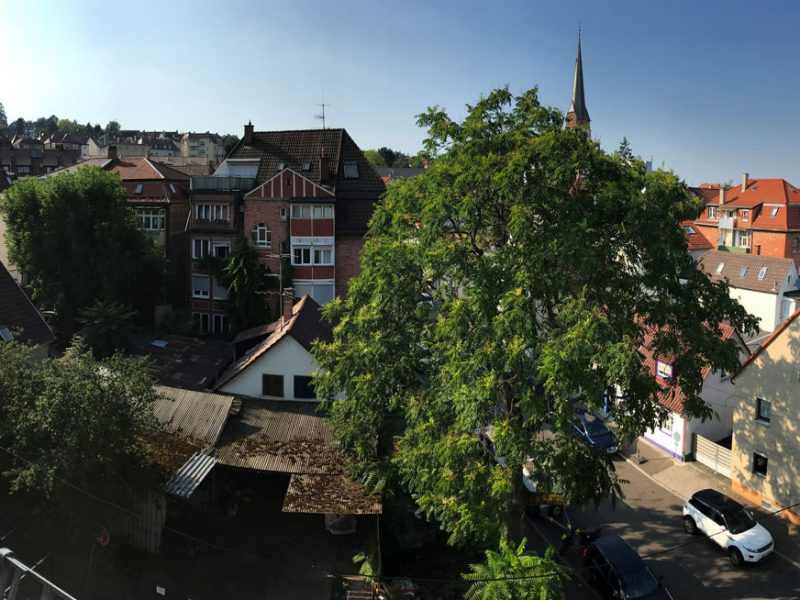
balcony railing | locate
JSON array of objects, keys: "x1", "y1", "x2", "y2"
[
  {"x1": 190, "y1": 176, "x2": 255, "y2": 192},
  {"x1": 717, "y1": 216, "x2": 734, "y2": 229}
]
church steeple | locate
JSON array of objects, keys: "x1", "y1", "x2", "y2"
[{"x1": 566, "y1": 28, "x2": 590, "y2": 130}]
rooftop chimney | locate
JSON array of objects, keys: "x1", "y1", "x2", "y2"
[
  {"x1": 107, "y1": 145, "x2": 117, "y2": 161},
  {"x1": 719, "y1": 186, "x2": 726, "y2": 205},
  {"x1": 319, "y1": 147, "x2": 330, "y2": 182},
  {"x1": 742, "y1": 172, "x2": 749, "y2": 192},
  {"x1": 243, "y1": 121, "x2": 254, "y2": 144},
  {"x1": 281, "y1": 289, "x2": 295, "y2": 329}
]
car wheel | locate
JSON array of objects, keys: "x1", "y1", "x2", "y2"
[
  {"x1": 729, "y1": 547, "x2": 744, "y2": 567},
  {"x1": 683, "y1": 516, "x2": 697, "y2": 535}
]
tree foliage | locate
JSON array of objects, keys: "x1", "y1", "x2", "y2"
[
  {"x1": 0, "y1": 340, "x2": 162, "y2": 506},
  {"x1": 105, "y1": 120, "x2": 121, "y2": 136},
  {"x1": 616, "y1": 137, "x2": 634, "y2": 163},
  {"x1": 364, "y1": 149, "x2": 388, "y2": 167},
  {"x1": 0, "y1": 102, "x2": 6, "y2": 128},
  {"x1": 220, "y1": 236, "x2": 274, "y2": 330},
  {"x1": 78, "y1": 299, "x2": 137, "y2": 358},
  {"x1": 0, "y1": 166, "x2": 165, "y2": 334},
  {"x1": 462, "y1": 535, "x2": 568, "y2": 600},
  {"x1": 313, "y1": 87, "x2": 758, "y2": 548}
]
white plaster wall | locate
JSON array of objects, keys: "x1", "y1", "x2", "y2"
[
  {"x1": 644, "y1": 413, "x2": 686, "y2": 457},
  {"x1": 218, "y1": 336, "x2": 319, "y2": 400},
  {"x1": 729, "y1": 288, "x2": 782, "y2": 332}
]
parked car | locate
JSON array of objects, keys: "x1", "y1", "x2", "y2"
[
  {"x1": 682, "y1": 489, "x2": 774, "y2": 566},
  {"x1": 573, "y1": 411, "x2": 619, "y2": 454},
  {"x1": 582, "y1": 534, "x2": 672, "y2": 599}
]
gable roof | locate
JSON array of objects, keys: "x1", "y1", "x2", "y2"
[
  {"x1": 226, "y1": 128, "x2": 385, "y2": 233},
  {"x1": 0, "y1": 262, "x2": 54, "y2": 346},
  {"x1": 639, "y1": 322, "x2": 744, "y2": 415},
  {"x1": 696, "y1": 250, "x2": 795, "y2": 294},
  {"x1": 215, "y1": 295, "x2": 332, "y2": 390},
  {"x1": 733, "y1": 307, "x2": 800, "y2": 380},
  {"x1": 110, "y1": 157, "x2": 189, "y2": 182},
  {"x1": 699, "y1": 178, "x2": 800, "y2": 210}
]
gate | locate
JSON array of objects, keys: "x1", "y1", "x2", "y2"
[{"x1": 693, "y1": 433, "x2": 732, "y2": 478}]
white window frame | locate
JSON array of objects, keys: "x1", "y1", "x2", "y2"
[
  {"x1": 192, "y1": 274, "x2": 210, "y2": 298},
  {"x1": 254, "y1": 223, "x2": 271, "y2": 248},
  {"x1": 291, "y1": 204, "x2": 333, "y2": 219},
  {"x1": 136, "y1": 207, "x2": 165, "y2": 231},
  {"x1": 293, "y1": 246, "x2": 312, "y2": 265},
  {"x1": 313, "y1": 247, "x2": 333, "y2": 265},
  {"x1": 708, "y1": 206, "x2": 718, "y2": 219},
  {"x1": 212, "y1": 278, "x2": 228, "y2": 300},
  {"x1": 192, "y1": 238, "x2": 209, "y2": 260},
  {"x1": 279, "y1": 207, "x2": 288, "y2": 221},
  {"x1": 741, "y1": 209, "x2": 749, "y2": 222},
  {"x1": 213, "y1": 240, "x2": 231, "y2": 259},
  {"x1": 195, "y1": 204, "x2": 229, "y2": 223}
]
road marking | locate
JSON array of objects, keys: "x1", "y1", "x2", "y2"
[{"x1": 619, "y1": 452, "x2": 800, "y2": 572}]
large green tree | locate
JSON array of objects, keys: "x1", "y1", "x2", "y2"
[
  {"x1": 0, "y1": 340, "x2": 162, "y2": 506},
  {"x1": 313, "y1": 87, "x2": 758, "y2": 548},
  {"x1": 220, "y1": 236, "x2": 274, "y2": 330},
  {"x1": 0, "y1": 166, "x2": 165, "y2": 334}
]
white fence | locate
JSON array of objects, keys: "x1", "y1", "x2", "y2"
[{"x1": 693, "y1": 433, "x2": 732, "y2": 478}]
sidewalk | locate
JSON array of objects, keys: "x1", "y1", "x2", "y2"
[{"x1": 620, "y1": 437, "x2": 800, "y2": 569}]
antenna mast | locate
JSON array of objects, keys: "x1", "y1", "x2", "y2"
[{"x1": 315, "y1": 85, "x2": 330, "y2": 129}]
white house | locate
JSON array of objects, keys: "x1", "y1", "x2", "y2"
[
  {"x1": 697, "y1": 250, "x2": 799, "y2": 332},
  {"x1": 639, "y1": 322, "x2": 750, "y2": 461},
  {"x1": 214, "y1": 295, "x2": 332, "y2": 400}
]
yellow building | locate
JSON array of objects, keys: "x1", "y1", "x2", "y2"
[{"x1": 731, "y1": 309, "x2": 800, "y2": 524}]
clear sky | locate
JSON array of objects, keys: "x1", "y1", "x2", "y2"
[{"x1": 1, "y1": 0, "x2": 798, "y2": 185}]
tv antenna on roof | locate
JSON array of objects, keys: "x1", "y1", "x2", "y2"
[{"x1": 315, "y1": 85, "x2": 330, "y2": 129}]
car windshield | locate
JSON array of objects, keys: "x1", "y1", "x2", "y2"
[
  {"x1": 622, "y1": 567, "x2": 660, "y2": 599},
  {"x1": 724, "y1": 508, "x2": 757, "y2": 534},
  {"x1": 584, "y1": 418, "x2": 610, "y2": 437}
]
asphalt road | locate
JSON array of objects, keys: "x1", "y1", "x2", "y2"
[{"x1": 523, "y1": 456, "x2": 800, "y2": 600}]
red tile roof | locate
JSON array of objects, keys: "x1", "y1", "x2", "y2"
[
  {"x1": 694, "y1": 178, "x2": 800, "y2": 232},
  {"x1": 681, "y1": 221, "x2": 712, "y2": 250},
  {"x1": 639, "y1": 322, "x2": 742, "y2": 415}
]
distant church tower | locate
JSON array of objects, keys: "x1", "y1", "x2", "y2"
[{"x1": 565, "y1": 29, "x2": 590, "y2": 131}]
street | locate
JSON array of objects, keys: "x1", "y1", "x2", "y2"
[{"x1": 524, "y1": 456, "x2": 800, "y2": 600}]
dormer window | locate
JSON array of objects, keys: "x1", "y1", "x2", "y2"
[
  {"x1": 343, "y1": 161, "x2": 359, "y2": 179},
  {"x1": 656, "y1": 360, "x2": 673, "y2": 379}
]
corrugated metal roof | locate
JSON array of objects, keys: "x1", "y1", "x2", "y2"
[
  {"x1": 154, "y1": 386, "x2": 234, "y2": 448},
  {"x1": 282, "y1": 474, "x2": 382, "y2": 515},
  {"x1": 215, "y1": 399, "x2": 341, "y2": 474},
  {"x1": 164, "y1": 452, "x2": 218, "y2": 498}
]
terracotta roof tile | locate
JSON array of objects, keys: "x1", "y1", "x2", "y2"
[{"x1": 681, "y1": 221, "x2": 712, "y2": 250}]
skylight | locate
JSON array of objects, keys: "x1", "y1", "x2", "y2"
[
  {"x1": 343, "y1": 161, "x2": 359, "y2": 179},
  {"x1": 0, "y1": 326, "x2": 12, "y2": 342},
  {"x1": 716, "y1": 262, "x2": 725, "y2": 274},
  {"x1": 169, "y1": 184, "x2": 176, "y2": 194},
  {"x1": 134, "y1": 184, "x2": 143, "y2": 194},
  {"x1": 302, "y1": 162, "x2": 311, "y2": 171},
  {"x1": 683, "y1": 225, "x2": 696, "y2": 235},
  {"x1": 277, "y1": 162, "x2": 285, "y2": 171},
  {"x1": 771, "y1": 207, "x2": 780, "y2": 217},
  {"x1": 739, "y1": 266, "x2": 748, "y2": 278},
  {"x1": 758, "y1": 267, "x2": 768, "y2": 280}
]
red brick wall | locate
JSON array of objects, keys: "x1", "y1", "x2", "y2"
[
  {"x1": 751, "y1": 230, "x2": 790, "y2": 260},
  {"x1": 335, "y1": 235, "x2": 365, "y2": 298},
  {"x1": 244, "y1": 197, "x2": 290, "y2": 275}
]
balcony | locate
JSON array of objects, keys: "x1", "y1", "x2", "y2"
[
  {"x1": 718, "y1": 216, "x2": 734, "y2": 229},
  {"x1": 190, "y1": 176, "x2": 255, "y2": 192}
]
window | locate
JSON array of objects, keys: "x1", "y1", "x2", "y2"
[
  {"x1": 291, "y1": 204, "x2": 333, "y2": 219},
  {"x1": 708, "y1": 206, "x2": 718, "y2": 219},
  {"x1": 192, "y1": 274, "x2": 209, "y2": 298},
  {"x1": 169, "y1": 184, "x2": 177, "y2": 194},
  {"x1": 279, "y1": 207, "x2": 288, "y2": 221},
  {"x1": 192, "y1": 312, "x2": 209, "y2": 333},
  {"x1": 770, "y1": 207, "x2": 780, "y2": 217},
  {"x1": 757, "y1": 267, "x2": 768, "y2": 280},
  {"x1": 659, "y1": 413, "x2": 674, "y2": 434},
  {"x1": 293, "y1": 247, "x2": 312, "y2": 265},
  {"x1": 136, "y1": 208, "x2": 165, "y2": 231},
  {"x1": 195, "y1": 204, "x2": 229, "y2": 222},
  {"x1": 253, "y1": 223, "x2": 271, "y2": 248},
  {"x1": 756, "y1": 397, "x2": 771, "y2": 424},
  {"x1": 793, "y1": 238, "x2": 799, "y2": 255},
  {"x1": 343, "y1": 161, "x2": 359, "y2": 179},
  {"x1": 734, "y1": 230, "x2": 751, "y2": 249},
  {"x1": 656, "y1": 360, "x2": 673, "y2": 379},
  {"x1": 17, "y1": 166, "x2": 29, "y2": 174},
  {"x1": 0, "y1": 326, "x2": 13, "y2": 341},
  {"x1": 313, "y1": 247, "x2": 333, "y2": 265},
  {"x1": 212, "y1": 278, "x2": 228, "y2": 300},
  {"x1": 753, "y1": 452, "x2": 768, "y2": 477},
  {"x1": 212, "y1": 313, "x2": 229, "y2": 334},
  {"x1": 262, "y1": 374, "x2": 284, "y2": 397},
  {"x1": 741, "y1": 209, "x2": 749, "y2": 222},
  {"x1": 294, "y1": 375, "x2": 316, "y2": 399},
  {"x1": 715, "y1": 262, "x2": 725, "y2": 274},
  {"x1": 302, "y1": 162, "x2": 311, "y2": 171},
  {"x1": 213, "y1": 241, "x2": 231, "y2": 259},
  {"x1": 683, "y1": 225, "x2": 696, "y2": 235},
  {"x1": 134, "y1": 184, "x2": 143, "y2": 194},
  {"x1": 277, "y1": 162, "x2": 285, "y2": 171},
  {"x1": 280, "y1": 241, "x2": 288, "y2": 255},
  {"x1": 192, "y1": 238, "x2": 209, "y2": 259},
  {"x1": 291, "y1": 205, "x2": 311, "y2": 219}
]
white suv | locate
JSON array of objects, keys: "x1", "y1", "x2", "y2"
[{"x1": 682, "y1": 488, "x2": 774, "y2": 566}]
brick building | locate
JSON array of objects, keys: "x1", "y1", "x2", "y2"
[
  {"x1": 692, "y1": 174, "x2": 800, "y2": 266},
  {"x1": 194, "y1": 125, "x2": 384, "y2": 320}
]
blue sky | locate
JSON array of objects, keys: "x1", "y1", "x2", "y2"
[{"x1": 1, "y1": 0, "x2": 798, "y2": 185}]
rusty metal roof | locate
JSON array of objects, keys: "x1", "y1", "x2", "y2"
[
  {"x1": 214, "y1": 399, "x2": 342, "y2": 474},
  {"x1": 154, "y1": 386, "x2": 235, "y2": 448},
  {"x1": 282, "y1": 474, "x2": 382, "y2": 515}
]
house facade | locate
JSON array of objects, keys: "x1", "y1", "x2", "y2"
[
  {"x1": 696, "y1": 250, "x2": 800, "y2": 332},
  {"x1": 692, "y1": 175, "x2": 800, "y2": 266},
  {"x1": 215, "y1": 295, "x2": 332, "y2": 400},
  {"x1": 217, "y1": 124, "x2": 385, "y2": 307},
  {"x1": 731, "y1": 310, "x2": 800, "y2": 523},
  {"x1": 639, "y1": 323, "x2": 749, "y2": 461}
]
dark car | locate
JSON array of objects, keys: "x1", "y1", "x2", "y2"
[
  {"x1": 582, "y1": 535, "x2": 672, "y2": 599},
  {"x1": 573, "y1": 412, "x2": 619, "y2": 454}
]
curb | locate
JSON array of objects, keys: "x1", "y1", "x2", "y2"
[{"x1": 619, "y1": 450, "x2": 800, "y2": 572}]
